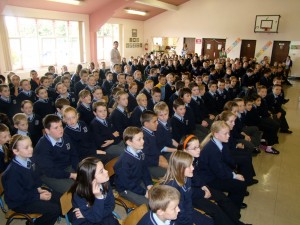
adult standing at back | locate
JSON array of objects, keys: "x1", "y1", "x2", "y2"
[{"x1": 110, "y1": 41, "x2": 121, "y2": 70}]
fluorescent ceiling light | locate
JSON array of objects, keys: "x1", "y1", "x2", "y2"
[
  {"x1": 125, "y1": 8, "x2": 147, "y2": 16},
  {"x1": 48, "y1": 0, "x2": 81, "y2": 5}
]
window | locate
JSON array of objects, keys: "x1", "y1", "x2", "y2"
[
  {"x1": 97, "y1": 23, "x2": 119, "y2": 64},
  {"x1": 5, "y1": 16, "x2": 80, "y2": 70}
]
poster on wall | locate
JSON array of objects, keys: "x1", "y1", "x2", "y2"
[{"x1": 132, "y1": 29, "x2": 137, "y2": 37}]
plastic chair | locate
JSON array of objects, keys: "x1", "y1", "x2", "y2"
[
  {"x1": 0, "y1": 173, "x2": 42, "y2": 225},
  {"x1": 60, "y1": 191, "x2": 73, "y2": 225},
  {"x1": 105, "y1": 157, "x2": 137, "y2": 213},
  {"x1": 122, "y1": 204, "x2": 148, "y2": 225}
]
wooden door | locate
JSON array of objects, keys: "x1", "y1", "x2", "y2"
[
  {"x1": 202, "y1": 38, "x2": 226, "y2": 59},
  {"x1": 183, "y1": 38, "x2": 195, "y2": 54},
  {"x1": 271, "y1": 41, "x2": 290, "y2": 65},
  {"x1": 240, "y1": 40, "x2": 256, "y2": 59}
]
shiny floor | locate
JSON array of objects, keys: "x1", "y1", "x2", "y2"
[{"x1": 1, "y1": 81, "x2": 300, "y2": 225}]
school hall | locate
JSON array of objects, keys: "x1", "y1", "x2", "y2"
[{"x1": 0, "y1": 0, "x2": 300, "y2": 225}]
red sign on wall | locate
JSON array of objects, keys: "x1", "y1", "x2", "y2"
[{"x1": 195, "y1": 39, "x2": 202, "y2": 44}]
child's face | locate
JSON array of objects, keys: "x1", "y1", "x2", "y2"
[
  {"x1": 126, "y1": 132, "x2": 144, "y2": 151},
  {"x1": 0, "y1": 87, "x2": 10, "y2": 98},
  {"x1": 93, "y1": 89, "x2": 103, "y2": 100},
  {"x1": 11, "y1": 76, "x2": 20, "y2": 86},
  {"x1": 214, "y1": 127, "x2": 230, "y2": 143},
  {"x1": 203, "y1": 76, "x2": 209, "y2": 82},
  {"x1": 225, "y1": 115, "x2": 236, "y2": 130},
  {"x1": 41, "y1": 79, "x2": 50, "y2": 88},
  {"x1": 191, "y1": 86, "x2": 200, "y2": 96},
  {"x1": 47, "y1": 75, "x2": 54, "y2": 84},
  {"x1": 37, "y1": 89, "x2": 49, "y2": 99},
  {"x1": 159, "y1": 77, "x2": 167, "y2": 85},
  {"x1": 0, "y1": 131, "x2": 11, "y2": 145},
  {"x1": 21, "y1": 81, "x2": 31, "y2": 91},
  {"x1": 21, "y1": 103, "x2": 33, "y2": 115},
  {"x1": 94, "y1": 106, "x2": 107, "y2": 119},
  {"x1": 184, "y1": 79, "x2": 190, "y2": 88},
  {"x1": 81, "y1": 73, "x2": 89, "y2": 83},
  {"x1": 152, "y1": 93, "x2": 161, "y2": 103},
  {"x1": 129, "y1": 85, "x2": 138, "y2": 94},
  {"x1": 226, "y1": 69, "x2": 232, "y2": 75},
  {"x1": 144, "y1": 117, "x2": 158, "y2": 131},
  {"x1": 273, "y1": 80, "x2": 281, "y2": 85},
  {"x1": 93, "y1": 72, "x2": 99, "y2": 81},
  {"x1": 30, "y1": 71, "x2": 38, "y2": 79},
  {"x1": 236, "y1": 101, "x2": 245, "y2": 113},
  {"x1": 199, "y1": 88, "x2": 205, "y2": 96},
  {"x1": 182, "y1": 93, "x2": 191, "y2": 104},
  {"x1": 63, "y1": 110, "x2": 79, "y2": 127},
  {"x1": 159, "y1": 200, "x2": 180, "y2": 221},
  {"x1": 94, "y1": 161, "x2": 109, "y2": 184},
  {"x1": 245, "y1": 102, "x2": 253, "y2": 111},
  {"x1": 88, "y1": 77, "x2": 96, "y2": 86},
  {"x1": 231, "y1": 106, "x2": 239, "y2": 117},
  {"x1": 184, "y1": 163, "x2": 194, "y2": 177},
  {"x1": 218, "y1": 82, "x2": 225, "y2": 90},
  {"x1": 166, "y1": 75, "x2": 174, "y2": 83},
  {"x1": 134, "y1": 71, "x2": 142, "y2": 80},
  {"x1": 138, "y1": 96, "x2": 148, "y2": 108},
  {"x1": 118, "y1": 75, "x2": 126, "y2": 84},
  {"x1": 157, "y1": 110, "x2": 169, "y2": 122},
  {"x1": 186, "y1": 140, "x2": 200, "y2": 158},
  {"x1": 258, "y1": 88, "x2": 267, "y2": 98},
  {"x1": 13, "y1": 138, "x2": 33, "y2": 160},
  {"x1": 118, "y1": 94, "x2": 128, "y2": 107},
  {"x1": 62, "y1": 79, "x2": 71, "y2": 88},
  {"x1": 126, "y1": 76, "x2": 133, "y2": 84},
  {"x1": 273, "y1": 87, "x2": 281, "y2": 96},
  {"x1": 56, "y1": 84, "x2": 68, "y2": 95},
  {"x1": 225, "y1": 83, "x2": 230, "y2": 89},
  {"x1": 106, "y1": 74, "x2": 113, "y2": 81},
  {"x1": 174, "y1": 105, "x2": 186, "y2": 117},
  {"x1": 145, "y1": 82, "x2": 154, "y2": 90},
  {"x1": 254, "y1": 98, "x2": 261, "y2": 107},
  {"x1": 15, "y1": 119, "x2": 28, "y2": 132},
  {"x1": 182, "y1": 75, "x2": 188, "y2": 81},
  {"x1": 209, "y1": 84, "x2": 217, "y2": 93},
  {"x1": 45, "y1": 121, "x2": 64, "y2": 140},
  {"x1": 81, "y1": 94, "x2": 92, "y2": 104}
]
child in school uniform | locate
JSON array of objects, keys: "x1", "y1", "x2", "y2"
[
  {"x1": 12, "y1": 113, "x2": 30, "y2": 139},
  {"x1": 0, "y1": 84, "x2": 19, "y2": 120},
  {"x1": 2, "y1": 134, "x2": 61, "y2": 225},
  {"x1": 39, "y1": 76, "x2": 57, "y2": 100},
  {"x1": 109, "y1": 90, "x2": 130, "y2": 139},
  {"x1": 34, "y1": 114, "x2": 79, "y2": 194},
  {"x1": 203, "y1": 81, "x2": 220, "y2": 115},
  {"x1": 139, "y1": 79, "x2": 154, "y2": 101},
  {"x1": 63, "y1": 106, "x2": 113, "y2": 164},
  {"x1": 170, "y1": 99, "x2": 189, "y2": 143},
  {"x1": 130, "y1": 93, "x2": 148, "y2": 127},
  {"x1": 16, "y1": 79, "x2": 37, "y2": 105},
  {"x1": 168, "y1": 80, "x2": 185, "y2": 116},
  {"x1": 33, "y1": 86, "x2": 56, "y2": 119},
  {"x1": 10, "y1": 74, "x2": 22, "y2": 97},
  {"x1": 74, "y1": 69, "x2": 88, "y2": 97},
  {"x1": 89, "y1": 102, "x2": 124, "y2": 158},
  {"x1": 92, "y1": 87, "x2": 106, "y2": 103},
  {"x1": 84, "y1": 74, "x2": 99, "y2": 94},
  {"x1": 29, "y1": 70, "x2": 40, "y2": 91},
  {"x1": 69, "y1": 157, "x2": 120, "y2": 225},
  {"x1": 61, "y1": 75, "x2": 75, "y2": 93},
  {"x1": 20, "y1": 100, "x2": 43, "y2": 148},
  {"x1": 54, "y1": 97, "x2": 71, "y2": 121},
  {"x1": 153, "y1": 102, "x2": 177, "y2": 159},
  {"x1": 127, "y1": 82, "x2": 138, "y2": 113},
  {"x1": 147, "y1": 87, "x2": 161, "y2": 111},
  {"x1": 55, "y1": 82, "x2": 77, "y2": 107},
  {"x1": 0, "y1": 123, "x2": 11, "y2": 173},
  {"x1": 76, "y1": 89, "x2": 94, "y2": 125},
  {"x1": 137, "y1": 185, "x2": 180, "y2": 225},
  {"x1": 101, "y1": 71, "x2": 115, "y2": 96},
  {"x1": 141, "y1": 110, "x2": 168, "y2": 179},
  {"x1": 160, "y1": 151, "x2": 214, "y2": 225},
  {"x1": 114, "y1": 126, "x2": 153, "y2": 206}
]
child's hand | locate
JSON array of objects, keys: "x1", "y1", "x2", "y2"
[
  {"x1": 40, "y1": 191, "x2": 52, "y2": 201},
  {"x1": 96, "y1": 150, "x2": 107, "y2": 155},
  {"x1": 201, "y1": 120, "x2": 209, "y2": 127},
  {"x1": 147, "y1": 185, "x2": 153, "y2": 190},
  {"x1": 159, "y1": 156, "x2": 168, "y2": 168},
  {"x1": 70, "y1": 173, "x2": 77, "y2": 180},
  {"x1": 101, "y1": 140, "x2": 114, "y2": 147},
  {"x1": 244, "y1": 135, "x2": 251, "y2": 142},
  {"x1": 277, "y1": 112, "x2": 282, "y2": 119},
  {"x1": 236, "y1": 143, "x2": 244, "y2": 149},
  {"x1": 172, "y1": 139, "x2": 179, "y2": 147},
  {"x1": 235, "y1": 174, "x2": 245, "y2": 181},
  {"x1": 209, "y1": 114, "x2": 215, "y2": 120},
  {"x1": 73, "y1": 208, "x2": 84, "y2": 219},
  {"x1": 201, "y1": 186, "x2": 211, "y2": 199},
  {"x1": 92, "y1": 179, "x2": 103, "y2": 199},
  {"x1": 145, "y1": 190, "x2": 149, "y2": 199},
  {"x1": 112, "y1": 131, "x2": 119, "y2": 137}
]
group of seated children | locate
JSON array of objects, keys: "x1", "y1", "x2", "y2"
[{"x1": 0, "y1": 56, "x2": 293, "y2": 225}]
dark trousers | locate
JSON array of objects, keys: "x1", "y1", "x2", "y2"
[
  {"x1": 14, "y1": 191, "x2": 61, "y2": 225},
  {"x1": 232, "y1": 154, "x2": 256, "y2": 185},
  {"x1": 193, "y1": 188, "x2": 241, "y2": 225},
  {"x1": 208, "y1": 178, "x2": 247, "y2": 208},
  {"x1": 259, "y1": 117, "x2": 280, "y2": 145}
]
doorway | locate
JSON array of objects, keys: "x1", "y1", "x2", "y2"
[
  {"x1": 271, "y1": 41, "x2": 290, "y2": 65},
  {"x1": 183, "y1": 37, "x2": 195, "y2": 54},
  {"x1": 202, "y1": 38, "x2": 226, "y2": 59},
  {"x1": 240, "y1": 40, "x2": 256, "y2": 59}
]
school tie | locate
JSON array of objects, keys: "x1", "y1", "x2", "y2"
[
  {"x1": 27, "y1": 161, "x2": 32, "y2": 169},
  {"x1": 137, "y1": 151, "x2": 144, "y2": 159},
  {"x1": 123, "y1": 111, "x2": 128, "y2": 117},
  {"x1": 103, "y1": 120, "x2": 107, "y2": 126}
]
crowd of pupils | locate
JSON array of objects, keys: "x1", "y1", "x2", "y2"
[{"x1": 0, "y1": 52, "x2": 293, "y2": 225}]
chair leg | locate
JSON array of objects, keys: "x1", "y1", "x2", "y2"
[{"x1": 65, "y1": 215, "x2": 71, "y2": 225}]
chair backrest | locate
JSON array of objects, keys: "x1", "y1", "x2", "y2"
[
  {"x1": 123, "y1": 204, "x2": 148, "y2": 225},
  {"x1": 105, "y1": 157, "x2": 119, "y2": 177},
  {"x1": 60, "y1": 191, "x2": 73, "y2": 216}
]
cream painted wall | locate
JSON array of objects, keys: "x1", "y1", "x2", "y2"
[
  {"x1": 107, "y1": 18, "x2": 144, "y2": 61},
  {"x1": 1, "y1": 5, "x2": 90, "y2": 76},
  {"x1": 144, "y1": 0, "x2": 300, "y2": 76}
]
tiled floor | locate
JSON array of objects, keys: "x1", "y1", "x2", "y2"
[{"x1": 1, "y1": 81, "x2": 300, "y2": 225}]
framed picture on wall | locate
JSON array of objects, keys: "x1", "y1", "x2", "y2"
[
  {"x1": 133, "y1": 38, "x2": 136, "y2": 42},
  {"x1": 126, "y1": 43, "x2": 129, "y2": 48},
  {"x1": 140, "y1": 43, "x2": 142, "y2": 48},
  {"x1": 129, "y1": 38, "x2": 133, "y2": 42},
  {"x1": 132, "y1": 29, "x2": 137, "y2": 37},
  {"x1": 129, "y1": 43, "x2": 133, "y2": 48}
]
